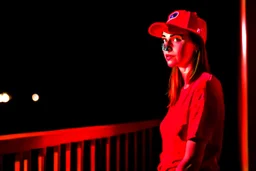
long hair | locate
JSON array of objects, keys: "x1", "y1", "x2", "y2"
[{"x1": 168, "y1": 33, "x2": 210, "y2": 107}]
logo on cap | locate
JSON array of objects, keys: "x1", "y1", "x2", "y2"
[{"x1": 168, "y1": 11, "x2": 179, "y2": 21}]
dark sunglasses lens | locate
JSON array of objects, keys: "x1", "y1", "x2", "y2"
[
  {"x1": 161, "y1": 43, "x2": 164, "y2": 50},
  {"x1": 162, "y1": 43, "x2": 170, "y2": 51}
]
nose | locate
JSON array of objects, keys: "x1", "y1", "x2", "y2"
[{"x1": 162, "y1": 43, "x2": 173, "y2": 51}]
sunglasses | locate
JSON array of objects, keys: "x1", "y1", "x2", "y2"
[{"x1": 161, "y1": 34, "x2": 184, "y2": 51}]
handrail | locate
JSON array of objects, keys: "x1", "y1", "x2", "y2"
[{"x1": 0, "y1": 119, "x2": 160, "y2": 155}]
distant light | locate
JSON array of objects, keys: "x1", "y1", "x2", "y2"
[
  {"x1": 0, "y1": 92, "x2": 11, "y2": 103},
  {"x1": 32, "y1": 93, "x2": 39, "y2": 102}
]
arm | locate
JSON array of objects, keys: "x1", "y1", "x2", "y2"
[{"x1": 176, "y1": 140, "x2": 206, "y2": 171}]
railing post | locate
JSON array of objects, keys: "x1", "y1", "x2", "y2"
[
  {"x1": 65, "y1": 143, "x2": 71, "y2": 171},
  {"x1": 90, "y1": 140, "x2": 96, "y2": 171},
  {"x1": 125, "y1": 133, "x2": 129, "y2": 171},
  {"x1": 134, "y1": 132, "x2": 138, "y2": 171},
  {"x1": 116, "y1": 136, "x2": 120, "y2": 171},
  {"x1": 53, "y1": 146, "x2": 61, "y2": 171},
  {"x1": 142, "y1": 130, "x2": 146, "y2": 171},
  {"x1": 38, "y1": 148, "x2": 46, "y2": 171},
  {"x1": 77, "y1": 142, "x2": 84, "y2": 171},
  {"x1": 14, "y1": 153, "x2": 22, "y2": 171},
  {"x1": 106, "y1": 138, "x2": 111, "y2": 171},
  {"x1": 23, "y1": 151, "x2": 31, "y2": 171},
  {"x1": 149, "y1": 128, "x2": 153, "y2": 171}
]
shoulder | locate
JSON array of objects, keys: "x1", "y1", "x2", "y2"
[
  {"x1": 193, "y1": 72, "x2": 223, "y2": 92},
  {"x1": 189, "y1": 72, "x2": 225, "y2": 115}
]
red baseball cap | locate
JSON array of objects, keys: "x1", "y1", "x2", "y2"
[{"x1": 148, "y1": 10, "x2": 207, "y2": 43}]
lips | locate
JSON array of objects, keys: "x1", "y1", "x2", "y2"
[{"x1": 165, "y1": 54, "x2": 175, "y2": 60}]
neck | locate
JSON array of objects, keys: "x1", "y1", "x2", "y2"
[{"x1": 178, "y1": 63, "x2": 193, "y2": 86}]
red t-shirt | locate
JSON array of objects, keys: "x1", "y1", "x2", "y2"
[{"x1": 159, "y1": 72, "x2": 225, "y2": 171}]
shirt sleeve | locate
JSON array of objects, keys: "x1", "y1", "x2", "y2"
[{"x1": 187, "y1": 79, "x2": 221, "y2": 142}]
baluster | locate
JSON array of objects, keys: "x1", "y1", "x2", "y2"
[
  {"x1": 77, "y1": 141, "x2": 84, "y2": 171},
  {"x1": 116, "y1": 136, "x2": 120, "y2": 171},
  {"x1": 105, "y1": 138, "x2": 110, "y2": 171},
  {"x1": 134, "y1": 132, "x2": 138, "y2": 171},
  {"x1": 149, "y1": 129, "x2": 153, "y2": 171},
  {"x1": 53, "y1": 146, "x2": 61, "y2": 171},
  {"x1": 90, "y1": 140, "x2": 96, "y2": 171},
  {"x1": 14, "y1": 153, "x2": 22, "y2": 171},
  {"x1": 38, "y1": 148, "x2": 46, "y2": 171},
  {"x1": 142, "y1": 130, "x2": 146, "y2": 171},
  {"x1": 125, "y1": 133, "x2": 129, "y2": 171},
  {"x1": 65, "y1": 143, "x2": 71, "y2": 171},
  {"x1": 23, "y1": 151, "x2": 31, "y2": 171}
]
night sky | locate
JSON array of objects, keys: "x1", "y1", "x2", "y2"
[{"x1": 1, "y1": 0, "x2": 239, "y2": 134}]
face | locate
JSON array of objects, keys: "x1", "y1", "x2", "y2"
[{"x1": 161, "y1": 28, "x2": 197, "y2": 68}]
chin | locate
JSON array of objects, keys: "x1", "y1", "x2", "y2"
[{"x1": 166, "y1": 61, "x2": 176, "y2": 68}]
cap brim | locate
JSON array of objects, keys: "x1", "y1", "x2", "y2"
[{"x1": 148, "y1": 22, "x2": 168, "y2": 38}]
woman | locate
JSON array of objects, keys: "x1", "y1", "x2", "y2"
[{"x1": 148, "y1": 10, "x2": 225, "y2": 171}]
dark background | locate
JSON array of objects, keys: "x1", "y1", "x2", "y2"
[{"x1": 1, "y1": 0, "x2": 241, "y2": 170}]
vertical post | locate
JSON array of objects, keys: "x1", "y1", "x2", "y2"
[{"x1": 239, "y1": 0, "x2": 248, "y2": 170}]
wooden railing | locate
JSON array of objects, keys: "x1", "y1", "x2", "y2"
[{"x1": 0, "y1": 119, "x2": 160, "y2": 171}]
